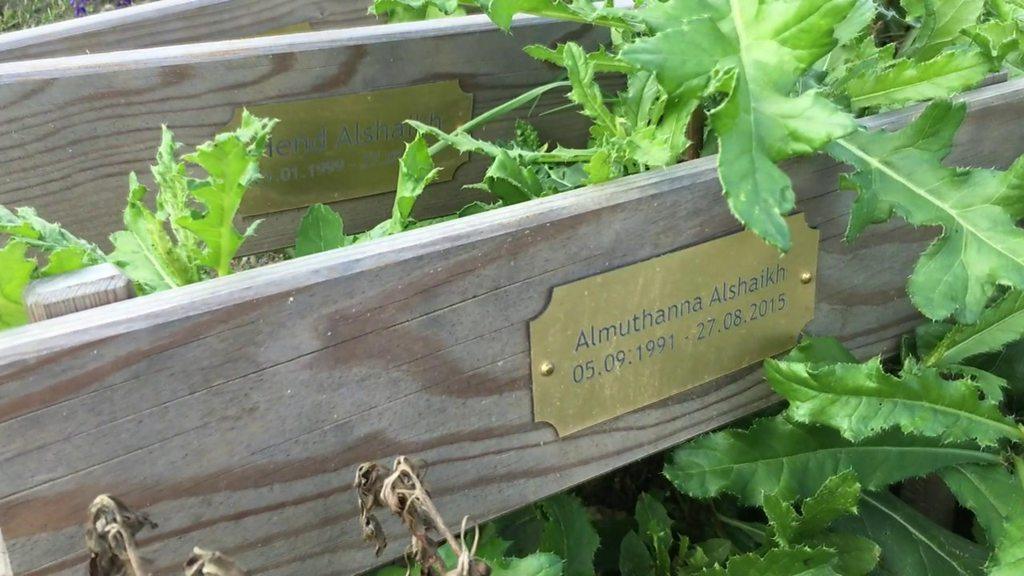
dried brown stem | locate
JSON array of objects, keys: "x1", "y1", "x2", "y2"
[
  {"x1": 354, "y1": 457, "x2": 490, "y2": 576},
  {"x1": 86, "y1": 495, "x2": 157, "y2": 576}
]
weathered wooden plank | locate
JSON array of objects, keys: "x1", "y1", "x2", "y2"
[
  {"x1": 0, "y1": 14, "x2": 610, "y2": 255},
  {"x1": 23, "y1": 263, "x2": 135, "y2": 322},
  {"x1": 0, "y1": 0, "x2": 380, "y2": 63},
  {"x1": 0, "y1": 78, "x2": 1021, "y2": 576}
]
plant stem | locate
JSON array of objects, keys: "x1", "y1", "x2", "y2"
[{"x1": 427, "y1": 80, "x2": 571, "y2": 156}]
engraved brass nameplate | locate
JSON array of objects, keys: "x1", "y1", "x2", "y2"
[
  {"x1": 530, "y1": 214, "x2": 819, "y2": 436},
  {"x1": 230, "y1": 81, "x2": 473, "y2": 216}
]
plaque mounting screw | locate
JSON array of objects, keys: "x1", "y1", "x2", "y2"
[
  {"x1": 800, "y1": 272, "x2": 814, "y2": 284},
  {"x1": 540, "y1": 361, "x2": 555, "y2": 376}
]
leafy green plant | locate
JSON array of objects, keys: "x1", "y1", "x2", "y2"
[{"x1": 0, "y1": 111, "x2": 276, "y2": 329}]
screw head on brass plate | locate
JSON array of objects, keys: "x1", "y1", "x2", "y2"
[
  {"x1": 800, "y1": 272, "x2": 814, "y2": 284},
  {"x1": 540, "y1": 362, "x2": 555, "y2": 376}
]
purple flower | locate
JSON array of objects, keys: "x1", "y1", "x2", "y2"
[
  {"x1": 70, "y1": 0, "x2": 89, "y2": 17},
  {"x1": 116, "y1": 0, "x2": 132, "y2": 6}
]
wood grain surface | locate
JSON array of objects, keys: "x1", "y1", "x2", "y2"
[
  {"x1": 0, "y1": 0, "x2": 382, "y2": 63},
  {"x1": 0, "y1": 79, "x2": 1022, "y2": 576},
  {"x1": 24, "y1": 263, "x2": 135, "y2": 322},
  {"x1": 0, "y1": 14, "x2": 610, "y2": 255}
]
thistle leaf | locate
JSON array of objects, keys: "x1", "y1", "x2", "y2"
[
  {"x1": 663, "y1": 416, "x2": 999, "y2": 505},
  {"x1": 903, "y1": 0, "x2": 985, "y2": 61},
  {"x1": 827, "y1": 100, "x2": 1024, "y2": 322},
  {"x1": 0, "y1": 241, "x2": 35, "y2": 329},
  {"x1": 295, "y1": 204, "x2": 350, "y2": 257},
  {"x1": 990, "y1": 516, "x2": 1024, "y2": 576},
  {"x1": 491, "y1": 553, "x2": 564, "y2": 576},
  {"x1": 833, "y1": 491, "x2": 988, "y2": 575},
  {"x1": 765, "y1": 358, "x2": 1023, "y2": 445},
  {"x1": 708, "y1": 547, "x2": 840, "y2": 576},
  {"x1": 619, "y1": 531, "x2": 653, "y2": 576},
  {"x1": 939, "y1": 464, "x2": 1024, "y2": 546},
  {"x1": 925, "y1": 291, "x2": 1024, "y2": 366},
  {"x1": 843, "y1": 48, "x2": 990, "y2": 111},
  {"x1": 621, "y1": 0, "x2": 859, "y2": 250},
  {"x1": 109, "y1": 174, "x2": 197, "y2": 294},
  {"x1": 537, "y1": 494, "x2": 599, "y2": 576},
  {"x1": 635, "y1": 493, "x2": 672, "y2": 576},
  {"x1": 177, "y1": 110, "x2": 276, "y2": 276},
  {"x1": 0, "y1": 205, "x2": 103, "y2": 261}
]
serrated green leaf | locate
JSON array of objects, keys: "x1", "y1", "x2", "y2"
[
  {"x1": 940, "y1": 464, "x2": 1024, "y2": 546},
  {"x1": 663, "y1": 416, "x2": 1000, "y2": 505},
  {"x1": 619, "y1": 530, "x2": 654, "y2": 576},
  {"x1": 477, "y1": 150, "x2": 547, "y2": 206},
  {"x1": 635, "y1": 493, "x2": 672, "y2": 575},
  {"x1": 765, "y1": 358, "x2": 1023, "y2": 445},
  {"x1": 990, "y1": 515, "x2": 1024, "y2": 576},
  {"x1": 785, "y1": 337, "x2": 858, "y2": 364},
  {"x1": 295, "y1": 204, "x2": 350, "y2": 257},
  {"x1": 827, "y1": 100, "x2": 1024, "y2": 322},
  {"x1": 963, "y1": 20, "x2": 1021, "y2": 66},
  {"x1": 903, "y1": 0, "x2": 986, "y2": 61},
  {"x1": 834, "y1": 0, "x2": 877, "y2": 45},
  {"x1": 40, "y1": 246, "x2": 90, "y2": 277},
  {"x1": 563, "y1": 42, "x2": 617, "y2": 135},
  {"x1": 805, "y1": 533, "x2": 879, "y2": 576},
  {"x1": 925, "y1": 291, "x2": 1024, "y2": 366},
  {"x1": 151, "y1": 125, "x2": 202, "y2": 265},
  {"x1": 844, "y1": 48, "x2": 990, "y2": 111},
  {"x1": 834, "y1": 491, "x2": 988, "y2": 575},
  {"x1": 177, "y1": 110, "x2": 276, "y2": 276},
  {"x1": 763, "y1": 495, "x2": 801, "y2": 546},
  {"x1": 0, "y1": 241, "x2": 35, "y2": 329},
  {"x1": 798, "y1": 471, "x2": 861, "y2": 537},
  {"x1": 492, "y1": 552, "x2": 564, "y2": 576},
  {"x1": 0, "y1": 205, "x2": 103, "y2": 261},
  {"x1": 622, "y1": 0, "x2": 858, "y2": 250},
  {"x1": 716, "y1": 547, "x2": 840, "y2": 576},
  {"x1": 538, "y1": 494, "x2": 599, "y2": 576},
  {"x1": 109, "y1": 174, "x2": 197, "y2": 294}
]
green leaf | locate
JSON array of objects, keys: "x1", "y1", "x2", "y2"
[
  {"x1": 0, "y1": 205, "x2": 103, "y2": 261},
  {"x1": 109, "y1": 174, "x2": 197, "y2": 294},
  {"x1": 939, "y1": 464, "x2": 1024, "y2": 546},
  {"x1": 963, "y1": 21, "x2": 1021, "y2": 66},
  {"x1": 476, "y1": 151, "x2": 547, "y2": 206},
  {"x1": 562, "y1": 42, "x2": 617, "y2": 136},
  {"x1": 990, "y1": 516, "x2": 1024, "y2": 576},
  {"x1": 834, "y1": 0, "x2": 877, "y2": 45},
  {"x1": 0, "y1": 241, "x2": 35, "y2": 329},
  {"x1": 797, "y1": 471, "x2": 861, "y2": 537},
  {"x1": 827, "y1": 100, "x2": 1024, "y2": 322},
  {"x1": 765, "y1": 358, "x2": 1023, "y2": 445},
  {"x1": 663, "y1": 416, "x2": 1000, "y2": 506},
  {"x1": 622, "y1": 0, "x2": 858, "y2": 250},
  {"x1": 295, "y1": 204, "x2": 349, "y2": 257},
  {"x1": 925, "y1": 291, "x2": 1024, "y2": 366},
  {"x1": 151, "y1": 125, "x2": 201, "y2": 264},
  {"x1": 903, "y1": 0, "x2": 986, "y2": 61},
  {"x1": 715, "y1": 547, "x2": 840, "y2": 576},
  {"x1": 635, "y1": 493, "x2": 672, "y2": 575},
  {"x1": 177, "y1": 110, "x2": 276, "y2": 276},
  {"x1": 40, "y1": 247, "x2": 91, "y2": 277},
  {"x1": 491, "y1": 553, "x2": 564, "y2": 576},
  {"x1": 833, "y1": 491, "x2": 988, "y2": 575},
  {"x1": 537, "y1": 494, "x2": 599, "y2": 576},
  {"x1": 843, "y1": 48, "x2": 990, "y2": 111},
  {"x1": 619, "y1": 531, "x2": 654, "y2": 576},
  {"x1": 806, "y1": 533, "x2": 879, "y2": 576},
  {"x1": 785, "y1": 337, "x2": 858, "y2": 364}
]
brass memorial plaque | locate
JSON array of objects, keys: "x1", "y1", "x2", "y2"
[
  {"x1": 230, "y1": 81, "x2": 473, "y2": 216},
  {"x1": 531, "y1": 215, "x2": 819, "y2": 436}
]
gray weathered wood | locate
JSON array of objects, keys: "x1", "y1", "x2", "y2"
[
  {"x1": 0, "y1": 14, "x2": 610, "y2": 255},
  {"x1": 0, "y1": 78, "x2": 1021, "y2": 576},
  {"x1": 0, "y1": 0, "x2": 381, "y2": 63},
  {"x1": 23, "y1": 263, "x2": 135, "y2": 322}
]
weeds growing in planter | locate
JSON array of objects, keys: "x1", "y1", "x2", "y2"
[{"x1": 0, "y1": 111, "x2": 275, "y2": 328}]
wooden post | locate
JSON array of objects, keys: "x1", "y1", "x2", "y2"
[
  {"x1": 0, "y1": 527, "x2": 13, "y2": 576},
  {"x1": 23, "y1": 263, "x2": 135, "y2": 322}
]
